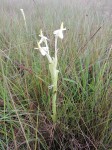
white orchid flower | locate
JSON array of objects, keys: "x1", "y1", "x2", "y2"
[
  {"x1": 34, "y1": 42, "x2": 52, "y2": 63},
  {"x1": 39, "y1": 30, "x2": 49, "y2": 46},
  {"x1": 34, "y1": 42, "x2": 49, "y2": 56},
  {"x1": 53, "y1": 22, "x2": 66, "y2": 39}
]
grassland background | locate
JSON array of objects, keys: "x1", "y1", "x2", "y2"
[{"x1": 0, "y1": 0, "x2": 112, "y2": 150}]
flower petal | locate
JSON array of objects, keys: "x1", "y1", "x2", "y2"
[
  {"x1": 53, "y1": 30, "x2": 59, "y2": 35},
  {"x1": 59, "y1": 31, "x2": 63, "y2": 39},
  {"x1": 60, "y1": 22, "x2": 64, "y2": 30},
  {"x1": 40, "y1": 47, "x2": 47, "y2": 56},
  {"x1": 62, "y1": 28, "x2": 66, "y2": 31}
]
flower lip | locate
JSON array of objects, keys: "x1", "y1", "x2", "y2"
[
  {"x1": 34, "y1": 42, "x2": 49, "y2": 56},
  {"x1": 34, "y1": 46, "x2": 49, "y2": 56},
  {"x1": 40, "y1": 47, "x2": 49, "y2": 56}
]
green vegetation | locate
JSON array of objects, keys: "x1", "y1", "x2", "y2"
[{"x1": 0, "y1": 0, "x2": 112, "y2": 149}]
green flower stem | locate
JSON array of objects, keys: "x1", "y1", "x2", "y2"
[
  {"x1": 52, "y1": 84, "x2": 57, "y2": 122},
  {"x1": 52, "y1": 67, "x2": 59, "y2": 123},
  {"x1": 50, "y1": 36, "x2": 58, "y2": 123}
]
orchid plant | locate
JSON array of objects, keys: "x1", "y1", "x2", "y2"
[{"x1": 35, "y1": 23, "x2": 66, "y2": 123}]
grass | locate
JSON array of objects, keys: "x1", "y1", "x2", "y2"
[{"x1": 0, "y1": 0, "x2": 112, "y2": 149}]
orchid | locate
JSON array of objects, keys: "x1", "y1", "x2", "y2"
[
  {"x1": 38, "y1": 42, "x2": 49, "y2": 55},
  {"x1": 39, "y1": 30, "x2": 49, "y2": 47},
  {"x1": 35, "y1": 22, "x2": 66, "y2": 123},
  {"x1": 34, "y1": 42, "x2": 52, "y2": 63},
  {"x1": 53, "y1": 22, "x2": 66, "y2": 39}
]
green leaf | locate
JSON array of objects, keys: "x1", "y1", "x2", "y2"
[{"x1": 63, "y1": 78, "x2": 77, "y2": 84}]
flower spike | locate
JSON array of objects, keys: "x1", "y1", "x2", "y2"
[{"x1": 35, "y1": 22, "x2": 66, "y2": 123}]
